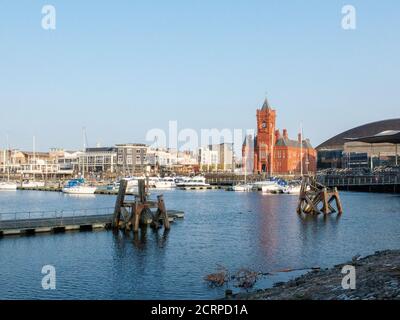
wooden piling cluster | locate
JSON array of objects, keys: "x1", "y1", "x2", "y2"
[
  {"x1": 112, "y1": 179, "x2": 171, "y2": 232},
  {"x1": 297, "y1": 176, "x2": 343, "y2": 215}
]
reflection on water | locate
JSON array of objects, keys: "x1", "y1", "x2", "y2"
[
  {"x1": 0, "y1": 190, "x2": 399, "y2": 299},
  {"x1": 112, "y1": 227, "x2": 170, "y2": 250},
  {"x1": 64, "y1": 194, "x2": 97, "y2": 199}
]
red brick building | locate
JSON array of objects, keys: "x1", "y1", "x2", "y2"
[{"x1": 243, "y1": 98, "x2": 317, "y2": 175}]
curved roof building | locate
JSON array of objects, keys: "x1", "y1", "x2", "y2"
[{"x1": 317, "y1": 118, "x2": 400, "y2": 150}]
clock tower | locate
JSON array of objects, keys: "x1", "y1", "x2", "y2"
[{"x1": 254, "y1": 98, "x2": 276, "y2": 174}]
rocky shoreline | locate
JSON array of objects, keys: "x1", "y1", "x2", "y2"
[{"x1": 232, "y1": 250, "x2": 400, "y2": 300}]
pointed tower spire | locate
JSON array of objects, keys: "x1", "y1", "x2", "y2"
[{"x1": 261, "y1": 96, "x2": 271, "y2": 110}]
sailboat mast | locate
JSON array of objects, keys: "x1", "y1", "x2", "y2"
[
  {"x1": 6, "y1": 134, "x2": 10, "y2": 182},
  {"x1": 244, "y1": 151, "x2": 247, "y2": 184},
  {"x1": 82, "y1": 127, "x2": 86, "y2": 179},
  {"x1": 300, "y1": 123, "x2": 303, "y2": 177},
  {"x1": 3, "y1": 149, "x2": 6, "y2": 179},
  {"x1": 270, "y1": 126, "x2": 274, "y2": 177},
  {"x1": 33, "y1": 135, "x2": 36, "y2": 181}
]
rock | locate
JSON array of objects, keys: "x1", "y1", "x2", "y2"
[
  {"x1": 352, "y1": 254, "x2": 362, "y2": 262},
  {"x1": 229, "y1": 249, "x2": 400, "y2": 301}
]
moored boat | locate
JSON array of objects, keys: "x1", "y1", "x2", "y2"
[
  {"x1": 22, "y1": 181, "x2": 45, "y2": 188},
  {"x1": 154, "y1": 177, "x2": 176, "y2": 189},
  {"x1": 62, "y1": 179, "x2": 97, "y2": 194},
  {"x1": 0, "y1": 182, "x2": 17, "y2": 191},
  {"x1": 283, "y1": 184, "x2": 302, "y2": 194},
  {"x1": 176, "y1": 176, "x2": 210, "y2": 188},
  {"x1": 232, "y1": 184, "x2": 253, "y2": 192},
  {"x1": 1, "y1": 147, "x2": 17, "y2": 191}
]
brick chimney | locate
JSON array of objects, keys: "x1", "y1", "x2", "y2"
[
  {"x1": 298, "y1": 133, "x2": 302, "y2": 143},
  {"x1": 283, "y1": 129, "x2": 288, "y2": 139},
  {"x1": 275, "y1": 129, "x2": 280, "y2": 141}
]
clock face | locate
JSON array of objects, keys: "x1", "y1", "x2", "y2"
[{"x1": 262, "y1": 122, "x2": 267, "y2": 129}]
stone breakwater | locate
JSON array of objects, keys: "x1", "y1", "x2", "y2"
[{"x1": 233, "y1": 250, "x2": 400, "y2": 300}]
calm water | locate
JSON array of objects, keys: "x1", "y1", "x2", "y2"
[{"x1": 0, "y1": 190, "x2": 400, "y2": 300}]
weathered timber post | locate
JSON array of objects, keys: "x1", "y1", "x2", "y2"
[
  {"x1": 297, "y1": 176, "x2": 343, "y2": 216},
  {"x1": 113, "y1": 180, "x2": 128, "y2": 228},
  {"x1": 333, "y1": 187, "x2": 343, "y2": 214},
  {"x1": 112, "y1": 177, "x2": 178, "y2": 233},
  {"x1": 322, "y1": 188, "x2": 330, "y2": 214},
  {"x1": 138, "y1": 179, "x2": 146, "y2": 203},
  {"x1": 133, "y1": 202, "x2": 144, "y2": 233},
  {"x1": 158, "y1": 195, "x2": 170, "y2": 230}
]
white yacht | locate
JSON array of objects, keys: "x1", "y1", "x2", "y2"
[
  {"x1": 63, "y1": 185, "x2": 97, "y2": 194},
  {"x1": 123, "y1": 176, "x2": 145, "y2": 193},
  {"x1": 232, "y1": 155, "x2": 253, "y2": 192},
  {"x1": 252, "y1": 180, "x2": 283, "y2": 193},
  {"x1": 232, "y1": 184, "x2": 253, "y2": 192},
  {"x1": 176, "y1": 176, "x2": 210, "y2": 187},
  {"x1": 154, "y1": 177, "x2": 176, "y2": 189},
  {"x1": 283, "y1": 184, "x2": 302, "y2": 195},
  {"x1": 22, "y1": 181, "x2": 45, "y2": 188},
  {"x1": 62, "y1": 179, "x2": 97, "y2": 195},
  {"x1": 0, "y1": 182, "x2": 17, "y2": 191},
  {"x1": 1, "y1": 148, "x2": 17, "y2": 191}
]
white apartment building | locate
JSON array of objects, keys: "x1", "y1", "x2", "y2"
[{"x1": 198, "y1": 147, "x2": 219, "y2": 172}]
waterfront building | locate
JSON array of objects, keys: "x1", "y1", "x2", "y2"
[
  {"x1": 146, "y1": 149, "x2": 195, "y2": 174},
  {"x1": 317, "y1": 119, "x2": 400, "y2": 169},
  {"x1": 198, "y1": 147, "x2": 219, "y2": 172},
  {"x1": 116, "y1": 144, "x2": 148, "y2": 175},
  {"x1": 243, "y1": 97, "x2": 317, "y2": 175},
  {"x1": 176, "y1": 150, "x2": 198, "y2": 166},
  {"x1": 18, "y1": 162, "x2": 74, "y2": 177},
  {"x1": 78, "y1": 147, "x2": 117, "y2": 176},
  {"x1": 12, "y1": 151, "x2": 51, "y2": 166},
  {"x1": 147, "y1": 149, "x2": 176, "y2": 168},
  {"x1": 6, "y1": 149, "x2": 75, "y2": 178},
  {"x1": 0, "y1": 150, "x2": 11, "y2": 173},
  {"x1": 56, "y1": 150, "x2": 81, "y2": 172},
  {"x1": 209, "y1": 143, "x2": 235, "y2": 172},
  {"x1": 147, "y1": 148, "x2": 199, "y2": 174}
]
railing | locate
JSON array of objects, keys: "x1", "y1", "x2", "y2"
[
  {"x1": 205, "y1": 175, "x2": 268, "y2": 185},
  {"x1": 318, "y1": 174, "x2": 400, "y2": 187},
  {"x1": 0, "y1": 207, "x2": 115, "y2": 230}
]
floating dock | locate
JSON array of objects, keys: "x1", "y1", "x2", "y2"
[
  {"x1": 0, "y1": 210, "x2": 184, "y2": 238},
  {"x1": 17, "y1": 186, "x2": 62, "y2": 192},
  {"x1": 178, "y1": 186, "x2": 222, "y2": 191},
  {"x1": 17, "y1": 186, "x2": 226, "y2": 194}
]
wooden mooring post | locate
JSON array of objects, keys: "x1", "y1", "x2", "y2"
[
  {"x1": 112, "y1": 179, "x2": 171, "y2": 233},
  {"x1": 297, "y1": 176, "x2": 343, "y2": 215}
]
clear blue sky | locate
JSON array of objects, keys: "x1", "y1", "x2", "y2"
[{"x1": 1, "y1": 0, "x2": 399, "y2": 154}]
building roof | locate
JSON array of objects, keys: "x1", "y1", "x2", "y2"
[
  {"x1": 115, "y1": 143, "x2": 147, "y2": 147},
  {"x1": 345, "y1": 130, "x2": 400, "y2": 144},
  {"x1": 276, "y1": 138, "x2": 314, "y2": 149},
  {"x1": 21, "y1": 151, "x2": 50, "y2": 157},
  {"x1": 85, "y1": 147, "x2": 117, "y2": 153},
  {"x1": 317, "y1": 118, "x2": 400, "y2": 150},
  {"x1": 261, "y1": 97, "x2": 272, "y2": 110}
]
